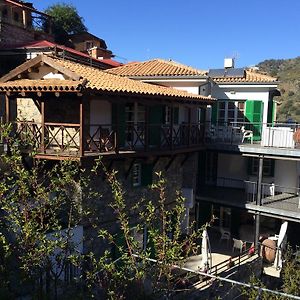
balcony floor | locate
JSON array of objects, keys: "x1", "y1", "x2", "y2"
[{"x1": 206, "y1": 141, "x2": 300, "y2": 159}]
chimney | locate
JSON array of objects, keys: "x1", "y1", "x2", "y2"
[
  {"x1": 224, "y1": 58, "x2": 234, "y2": 69},
  {"x1": 90, "y1": 46, "x2": 112, "y2": 60}
]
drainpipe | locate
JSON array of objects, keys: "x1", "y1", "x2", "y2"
[{"x1": 255, "y1": 155, "x2": 263, "y2": 249}]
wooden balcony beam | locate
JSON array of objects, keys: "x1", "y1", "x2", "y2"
[
  {"x1": 125, "y1": 159, "x2": 136, "y2": 179},
  {"x1": 165, "y1": 155, "x2": 176, "y2": 171}
]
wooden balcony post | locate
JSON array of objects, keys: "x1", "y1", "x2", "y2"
[
  {"x1": 41, "y1": 99, "x2": 45, "y2": 153},
  {"x1": 115, "y1": 103, "x2": 120, "y2": 153},
  {"x1": 5, "y1": 94, "x2": 10, "y2": 123},
  {"x1": 79, "y1": 98, "x2": 84, "y2": 157},
  {"x1": 188, "y1": 107, "x2": 191, "y2": 146},
  {"x1": 145, "y1": 106, "x2": 149, "y2": 151},
  {"x1": 22, "y1": 9, "x2": 26, "y2": 28},
  {"x1": 170, "y1": 105, "x2": 174, "y2": 150}
]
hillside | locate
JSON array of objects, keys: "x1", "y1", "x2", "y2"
[{"x1": 256, "y1": 57, "x2": 300, "y2": 122}]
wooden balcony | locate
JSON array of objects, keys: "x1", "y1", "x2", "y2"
[{"x1": 12, "y1": 121, "x2": 205, "y2": 159}]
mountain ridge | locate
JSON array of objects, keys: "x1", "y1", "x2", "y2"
[{"x1": 256, "y1": 56, "x2": 300, "y2": 122}]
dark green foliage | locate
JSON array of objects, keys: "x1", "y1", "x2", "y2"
[{"x1": 45, "y1": 3, "x2": 87, "y2": 43}]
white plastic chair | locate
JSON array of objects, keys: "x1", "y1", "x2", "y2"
[
  {"x1": 241, "y1": 126, "x2": 253, "y2": 144},
  {"x1": 232, "y1": 238, "x2": 245, "y2": 253},
  {"x1": 219, "y1": 228, "x2": 231, "y2": 245}
]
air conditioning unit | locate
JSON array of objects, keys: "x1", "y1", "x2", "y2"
[{"x1": 224, "y1": 58, "x2": 234, "y2": 69}]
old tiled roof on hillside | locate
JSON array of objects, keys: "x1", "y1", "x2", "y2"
[
  {"x1": 0, "y1": 55, "x2": 214, "y2": 103},
  {"x1": 0, "y1": 40, "x2": 122, "y2": 68},
  {"x1": 107, "y1": 59, "x2": 207, "y2": 77},
  {"x1": 212, "y1": 70, "x2": 277, "y2": 83}
]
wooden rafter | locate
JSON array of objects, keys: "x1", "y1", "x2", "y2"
[
  {"x1": 125, "y1": 159, "x2": 136, "y2": 179},
  {"x1": 181, "y1": 153, "x2": 190, "y2": 166},
  {"x1": 0, "y1": 55, "x2": 43, "y2": 83},
  {"x1": 165, "y1": 155, "x2": 176, "y2": 171},
  {"x1": 0, "y1": 55, "x2": 83, "y2": 83}
]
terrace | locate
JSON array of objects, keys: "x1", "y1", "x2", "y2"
[{"x1": 205, "y1": 121, "x2": 300, "y2": 150}]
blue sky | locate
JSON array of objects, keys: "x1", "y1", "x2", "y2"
[{"x1": 31, "y1": 0, "x2": 300, "y2": 69}]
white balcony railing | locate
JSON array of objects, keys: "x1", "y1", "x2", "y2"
[{"x1": 205, "y1": 122, "x2": 300, "y2": 149}]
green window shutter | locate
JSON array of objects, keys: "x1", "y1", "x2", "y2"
[
  {"x1": 149, "y1": 105, "x2": 163, "y2": 146},
  {"x1": 112, "y1": 103, "x2": 126, "y2": 147},
  {"x1": 245, "y1": 100, "x2": 263, "y2": 141},
  {"x1": 141, "y1": 163, "x2": 153, "y2": 186},
  {"x1": 173, "y1": 107, "x2": 179, "y2": 125},
  {"x1": 211, "y1": 102, "x2": 218, "y2": 124}
]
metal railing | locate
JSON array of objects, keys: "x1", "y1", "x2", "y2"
[
  {"x1": 245, "y1": 181, "x2": 300, "y2": 211},
  {"x1": 205, "y1": 121, "x2": 300, "y2": 149}
]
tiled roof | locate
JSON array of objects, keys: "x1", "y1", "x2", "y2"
[
  {"x1": 0, "y1": 40, "x2": 122, "y2": 68},
  {"x1": 212, "y1": 70, "x2": 277, "y2": 83},
  {"x1": 0, "y1": 79, "x2": 81, "y2": 92},
  {"x1": 0, "y1": 55, "x2": 214, "y2": 103},
  {"x1": 107, "y1": 59, "x2": 207, "y2": 77}
]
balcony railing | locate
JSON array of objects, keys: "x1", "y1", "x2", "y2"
[
  {"x1": 198, "y1": 177, "x2": 300, "y2": 214},
  {"x1": 12, "y1": 121, "x2": 205, "y2": 157},
  {"x1": 205, "y1": 122, "x2": 300, "y2": 149},
  {"x1": 245, "y1": 181, "x2": 300, "y2": 211}
]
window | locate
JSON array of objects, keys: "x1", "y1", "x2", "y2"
[
  {"x1": 125, "y1": 103, "x2": 145, "y2": 144},
  {"x1": 216, "y1": 100, "x2": 245, "y2": 125},
  {"x1": 13, "y1": 12, "x2": 19, "y2": 22},
  {"x1": 248, "y1": 158, "x2": 274, "y2": 177},
  {"x1": 164, "y1": 106, "x2": 179, "y2": 125},
  {"x1": 85, "y1": 41, "x2": 94, "y2": 50},
  {"x1": 132, "y1": 163, "x2": 153, "y2": 187}
]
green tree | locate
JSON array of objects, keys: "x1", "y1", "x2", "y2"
[
  {"x1": 0, "y1": 124, "x2": 90, "y2": 299},
  {"x1": 45, "y1": 3, "x2": 87, "y2": 43},
  {"x1": 0, "y1": 123, "x2": 204, "y2": 299},
  {"x1": 86, "y1": 160, "x2": 203, "y2": 299}
]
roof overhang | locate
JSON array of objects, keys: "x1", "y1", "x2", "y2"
[
  {"x1": 214, "y1": 82, "x2": 279, "y2": 88},
  {"x1": 128, "y1": 75, "x2": 208, "y2": 81}
]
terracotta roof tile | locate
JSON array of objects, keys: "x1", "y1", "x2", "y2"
[
  {"x1": 107, "y1": 59, "x2": 207, "y2": 77},
  {"x1": 212, "y1": 70, "x2": 277, "y2": 83},
  {"x1": 0, "y1": 55, "x2": 214, "y2": 103},
  {"x1": 0, "y1": 79, "x2": 81, "y2": 92}
]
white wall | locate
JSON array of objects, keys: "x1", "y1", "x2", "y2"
[
  {"x1": 217, "y1": 153, "x2": 248, "y2": 187},
  {"x1": 90, "y1": 100, "x2": 111, "y2": 125},
  {"x1": 211, "y1": 85, "x2": 272, "y2": 124},
  {"x1": 274, "y1": 160, "x2": 298, "y2": 193},
  {"x1": 29, "y1": 66, "x2": 66, "y2": 80}
]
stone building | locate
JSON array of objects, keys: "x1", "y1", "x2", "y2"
[
  {"x1": 0, "y1": 0, "x2": 53, "y2": 46},
  {"x1": 0, "y1": 54, "x2": 213, "y2": 253}
]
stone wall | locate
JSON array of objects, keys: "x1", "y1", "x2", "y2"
[
  {"x1": 0, "y1": 21, "x2": 53, "y2": 46},
  {"x1": 82, "y1": 153, "x2": 198, "y2": 255}
]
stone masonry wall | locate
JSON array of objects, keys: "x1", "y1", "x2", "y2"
[
  {"x1": 0, "y1": 22, "x2": 53, "y2": 46},
  {"x1": 82, "y1": 154, "x2": 198, "y2": 255}
]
